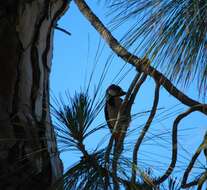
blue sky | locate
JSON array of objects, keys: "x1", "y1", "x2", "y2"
[{"x1": 51, "y1": 1, "x2": 207, "y2": 186}]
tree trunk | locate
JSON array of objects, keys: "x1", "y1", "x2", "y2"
[{"x1": 0, "y1": 1, "x2": 68, "y2": 189}]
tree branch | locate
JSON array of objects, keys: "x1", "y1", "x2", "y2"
[
  {"x1": 111, "y1": 73, "x2": 147, "y2": 190},
  {"x1": 154, "y1": 104, "x2": 207, "y2": 185},
  {"x1": 124, "y1": 72, "x2": 142, "y2": 102},
  {"x1": 74, "y1": 0, "x2": 207, "y2": 115},
  {"x1": 54, "y1": 25, "x2": 71, "y2": 36},
  {"x1": 104, "y1": 135, "x2": 114, "y2": 188},
  {"x1": 197, "y1": 172, "x2": 207, "y2": 190},
  {"x1": 181, "y1": 131, "x2": 207, "y2": 188},
  {"x1": 127, "y1": 73, "x2": 147, "y2": 108},
  {"x1": 131, "y1": 82, "x2": 160, "y2": 184}
]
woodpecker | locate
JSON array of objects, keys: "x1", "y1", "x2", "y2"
[{"x1": 104, "y1": 84, "x2": 126, "y2": 142}]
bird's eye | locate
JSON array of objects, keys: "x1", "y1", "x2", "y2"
[{"x1": 108, "y1": 89, "x2": 116, "y2": 96}]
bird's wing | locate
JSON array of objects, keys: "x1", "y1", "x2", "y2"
[{"x1": 104, "y1": 104, "x2": 113, "y2": 132}]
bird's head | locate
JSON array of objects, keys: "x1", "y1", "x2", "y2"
[{"x1": 106, "y1": 84, "x2": 126, "y2": 98}]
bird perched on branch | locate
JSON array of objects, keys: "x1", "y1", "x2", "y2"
[{"x1": 104, "y1": 84, "x2": 126, "y2": 142}]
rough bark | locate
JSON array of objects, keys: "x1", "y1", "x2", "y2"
[{"x1": 0, "y1": 1, "x2": 68, "y2": 189}]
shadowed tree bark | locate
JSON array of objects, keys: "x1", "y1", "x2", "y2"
[{"x1": 0, "y1": 1, "x2": 68, "y2": 189}]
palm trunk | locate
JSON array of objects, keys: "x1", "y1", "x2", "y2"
[{"x1": 0, "y1": 1, "x2": 68, "y2": 189}]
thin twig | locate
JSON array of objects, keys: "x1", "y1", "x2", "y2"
[{"x1": 55, "y1": 26, "x2": 71, "y2": 36}]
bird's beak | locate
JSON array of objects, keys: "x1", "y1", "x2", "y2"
[{"x1": 120, "y1": 90, "x2": 126, "y2": 96}]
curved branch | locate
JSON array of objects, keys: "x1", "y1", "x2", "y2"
[
  {"x1": 181, "y1": 132, "x2": 207, "y2": 188},
  {"x1": 54, "y1": 25, "x2": 71, "y2": 36},
  {"x1": 154, "y1": 104, "x2": 206, "y2": 185},
  {"x1": 74, "y1": 0, "x2": 207, "y2": 115},
  {"x1": 124, "y1": 72, "x2": 142, "y2": 102},
  {"x1": 127, "y1": 74, "x2": 147, "y2": 108},
  {"x1": 110, "y1": 73, "x2": 147, "y2": 190},
  {"x1": 131, "y1": 82, "x2": 160, "y2": 184},
  {"x1": 197, "y1": 172, "x2": 207, "y2": 190}
]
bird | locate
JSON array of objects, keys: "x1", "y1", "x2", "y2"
[{"x1": 104, "y1": 84, "x2": 126, "y2": 142}]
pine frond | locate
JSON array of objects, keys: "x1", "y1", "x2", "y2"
[
  {"x1": 53, "y1": 151, "x2": 112, "y2": 190},
  {"x1": 51, "y1": 91, "x2": 104, "y2": 153},
  {"x1": 106, "y1": 0, "x2": 207, "y2": 94}
]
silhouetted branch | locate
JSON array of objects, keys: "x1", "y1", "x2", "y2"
[
  {"x1": 103, "y1": 73, "x2": 143, "y2": 189},
  {"x1": 197, "y1": 172, "x2": 207, "y2": 190},
  {"x1": 111, "y1": 73, "x2": 147, "y2": 190},
  {"x1": 131, "y1": 82, "x2": 160, "y2": 184},
  {"x1": 127, "y1": 73, "x2": 147, "y2": 108},
  {"x1": 181, "y1": 131, "x2": 207, "y2": 189},
  {"x1": 104, "y1": 136, "x2": 114, "y2": 188},
  {"x1": 124, "y1": 72, "x2": 142, "y2": 102},
  {"x1": 54, "y1": 25, "x2": 71, "y2": 36},
  {"x1": 154, "y1": 104, "x2": 207, "y2": 185}
]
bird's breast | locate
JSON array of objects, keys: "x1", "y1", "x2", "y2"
[{"x1": 106, "y1": 99, "x2": 122, "y2": 128}]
